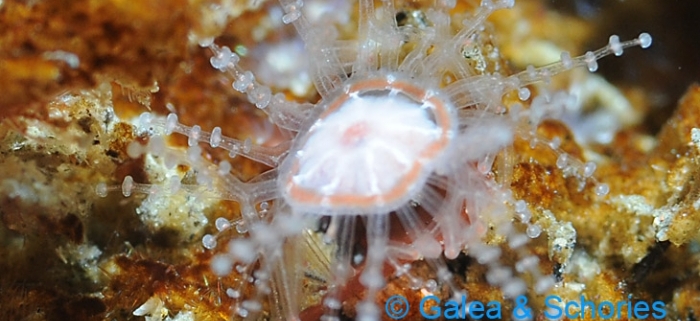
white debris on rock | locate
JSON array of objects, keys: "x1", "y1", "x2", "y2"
[
  {"x1": 55, "y1": 243, "x2": 103, "y2": 282},
  {"x1": 539, "y1": 210, "x2": 577, "y2": 265},
  {"x1": 566, "y1": 249, "x2": 601, "y2": 282},
  {"x1": 691, "y1": 128, "x2": 700, "y2": 151},
  {"x1": 134, "y1": 153, "x2": 211, "y2": 234},
  {"x1": 652, "y1": 204, "x2": 680, "y2": 242},
  {"x1": 133, "y1": 296, "x2": 168, "y2": 321},
  {"x1": 610, "y1": 194, "x2": 655, "y2": 217}
]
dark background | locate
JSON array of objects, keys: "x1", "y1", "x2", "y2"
[{"x1": 549, "y1": 0, "x2": 700, "y2": 134}]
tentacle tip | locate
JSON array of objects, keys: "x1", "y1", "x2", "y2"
[{"x1": 638, "y1": 32, "x2": 653, "y2": 49}]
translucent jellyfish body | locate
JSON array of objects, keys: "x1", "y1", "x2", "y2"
[{"x1": 99, "y1": 0, "x2": 652, "y2": 319}]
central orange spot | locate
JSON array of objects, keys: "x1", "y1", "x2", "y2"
[{"x1": 340, "y1": 122, "x2": 369, "y2": 146}]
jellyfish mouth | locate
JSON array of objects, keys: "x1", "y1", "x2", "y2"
[{"x1": 279, "y1": 76, "x2": 456, "y2": 214}]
